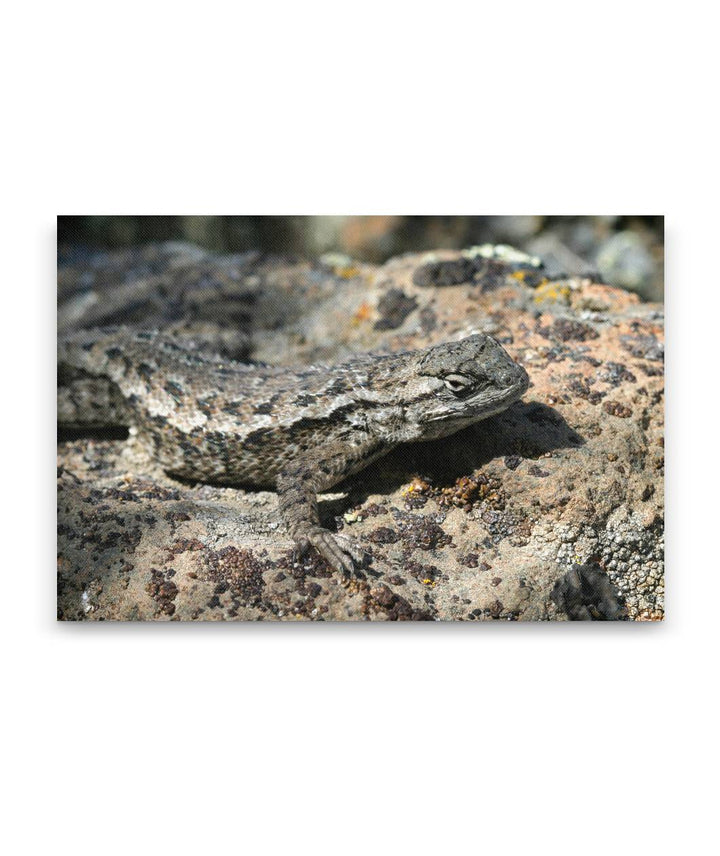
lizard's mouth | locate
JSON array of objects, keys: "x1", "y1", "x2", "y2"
[{"x1": 472, "y1": 383, "x2": 526, "y2": 414}]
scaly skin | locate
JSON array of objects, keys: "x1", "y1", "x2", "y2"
[{"x1": 58, "y1": 330, "x2": 529, "y2": 574}]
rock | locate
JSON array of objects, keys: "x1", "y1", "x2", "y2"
[
  {"x1": 551, "y1": 563, "x2": 627, "y2": 620},
  {"x1": 596, "y1": 230, "x2": 660, "y2": 302},
  {"x1": 57, "y1": 244, "x2": 664, "y2": 621},
  {"x1": 524, "y1": 233, "x2": 598, "y2": 280},
  {"x1": 59, "y1": 216, "x2": 664, "y2": 302}
]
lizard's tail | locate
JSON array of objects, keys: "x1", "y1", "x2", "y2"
[{"x1": 57, "y1": 328, "x2": 132, "y2": 427}]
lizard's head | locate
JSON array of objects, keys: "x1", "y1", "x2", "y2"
[{"x1": 403, "y1": 334, "x2": 529, "y2": 439}]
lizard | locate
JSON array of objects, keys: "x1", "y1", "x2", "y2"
[{"x1": 57, "y1": 329, "x2": 529, "y2": 574}]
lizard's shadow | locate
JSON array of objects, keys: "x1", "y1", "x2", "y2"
[{"x1": 329, "y1": 400, "x2": 584, "y2": 515}]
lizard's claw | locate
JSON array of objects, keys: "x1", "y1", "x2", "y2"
[{"x1": 297, "y1": 527, "x2": 368, "y2": 576}]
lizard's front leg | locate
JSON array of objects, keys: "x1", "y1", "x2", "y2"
[{"x1": 276, "y1": 463, "x2": 366, "y2": 575}]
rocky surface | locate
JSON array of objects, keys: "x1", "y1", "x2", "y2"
[
  {"x1": 57, "y1": 243, "x2": 664, "y2": 621},
  {"x1": 59, "y1": 215, "x2": 665, "y2": 301}
]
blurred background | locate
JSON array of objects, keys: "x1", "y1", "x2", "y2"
[{"x1": 58, "y1": 215, "x2": 664, "y2": 302}]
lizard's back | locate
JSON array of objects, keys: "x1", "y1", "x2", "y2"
[{"x1": 58, "y1": 328, "x2": 390, "y2": 488}]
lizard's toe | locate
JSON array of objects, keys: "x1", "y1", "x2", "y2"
[
  {"x1": 292, "y1": 536, "x2": 312, "y2": 565},
  {"x1": 334, "y1": 533, "x2": 368, "y2": 567},
  {"x1": 304, "y1": 528, "x2": 364, "y2": 576}
]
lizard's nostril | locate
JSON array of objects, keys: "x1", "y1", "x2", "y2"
[{"x1": 502, "y1": 367, "x2": 525, "y2": 389}]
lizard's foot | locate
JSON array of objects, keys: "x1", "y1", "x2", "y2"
[{"x1": 295, "y1": 526, "x2": 368, "y2": 576}]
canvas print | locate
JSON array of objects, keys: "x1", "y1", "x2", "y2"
[{"x1": 57, "y1": 216, "x2": 664, "y2": 621}]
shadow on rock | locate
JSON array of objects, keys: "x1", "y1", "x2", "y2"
[
  {"x1": 551, "y1": 562, "x2": 627, "y2": 620},
  {"x1": 350, "y1": 399, "x2": 584, "y2": 496}
]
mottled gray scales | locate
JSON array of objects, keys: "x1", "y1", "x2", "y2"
[{"x1": 57, "y1": 328, "x2": 529, "y2": 574}]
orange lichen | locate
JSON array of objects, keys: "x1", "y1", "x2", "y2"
[
  {"x1": 533, "y1": 281, "x2": 570, "y2": 304},
  {"x1": 401, "y1": 477, "x2": 431, "y2": 497},
  {"x1": 352, "y1": 302, "x2": 373, "y2": 324},
  {"x1": 336, "y1": 264, "x2": 360, "y2": 279}
]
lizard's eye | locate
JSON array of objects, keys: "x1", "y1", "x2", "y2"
[{"x1": 443, "y1": 374, "x2": 474, "y2": 395}]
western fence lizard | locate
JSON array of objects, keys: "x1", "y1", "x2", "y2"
[{"x1": 58, "y1": 330, "x2": 529, "y2": 574}]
